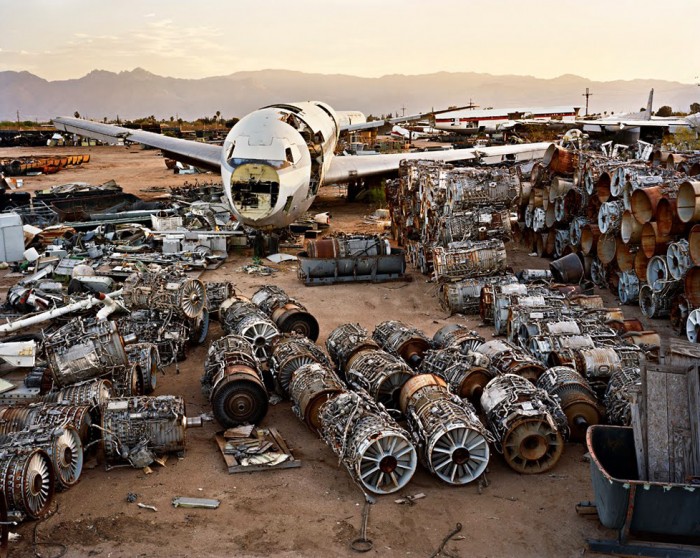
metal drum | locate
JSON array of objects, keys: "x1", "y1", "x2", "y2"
[
  {"x1": 289, "y1": 363, "x2": 345, "y2": 432},
  {"x1": 475, "y1": 339, "x2": 545, "y2": 383},
  {"x1": 101, "y1": 396, "x2": 190, "y2": 465},
  {"x1": 418, "y1": 347, "x2": 495, "y2": 403},
  {"x1": 400, "y1": 375, "x2": 491, "y2": 485},
  {"x1": 270, "y1": 335, "x2": 332, "y2": 397},
  {"x1": 325, "y1": 323, "x2": 380, "y2": 373},
  {"x1": 0, "y1": 425, "x2": 83, "y2": 490},
  {"x1": 536, "y1": 366, "x2": 602, "y2": 442},
  {"x1": 346, "y1": 350, "x2": 415, "y2": 412},
  {"x1": 202, "y1": 335, "x2": 267, "y2": 427},
  {"x1": 251, "y1": 285, "x2": 320, "y2": 342},
  {"x1": 372, "y1": 320, "x2": 431, "y2": 368},
  {"x1": 0, "y1": 448, "x2": 54, "y2": 519},
  {"x1": 220, "y1": 299, "x2": 280, "y2": 361},
  {"x1": 318, "y1": 390, "x2": 417, "y2": 495},
  {"x1": 480, "y1": 374, "x2": 567, "y2": 474},
  {"x1": 45, "y1": 318, "x2": 128, "y2": 388}
]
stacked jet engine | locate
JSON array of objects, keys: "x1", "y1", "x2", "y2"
[{"x1": 514, "y1": 143, "x2": 700, "y2": 344}]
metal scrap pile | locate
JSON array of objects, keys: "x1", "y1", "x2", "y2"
[
  {"x1": 515, "y1": 143, "x2": 700, "y2": 344},
  {"x1": 0, "y1": 153, "x2": 90, "y2": 177},
  {"x1": 387, "y1": 160, "x2": 517, "y2": 276}
]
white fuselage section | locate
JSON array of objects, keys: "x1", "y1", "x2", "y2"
[{"x1": 220, "y1": 102, "x2": 340, "y2": 229}]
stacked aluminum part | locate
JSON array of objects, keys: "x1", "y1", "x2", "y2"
[
  {"x1": 251, "y1": 285, "x2": 319, "y2": 342},
  {"x1": 432, "y1": 324, "x2": 485, "y2": 354},
  {"x1": 220, "y1": 298, "x2": 280, "y2": 361},
  {"x1": 122, "y1": 266, "x2": 206, "y2": 320},
  {"x1": 506, "y1": 299, "x2": 568, "y2": 344},
  {"x1": 514, "y1": 317, "x2": 581, "y2": 350},
  {"x1": 205, "y1": 281, "x2": 236, "y2": 320},
  {"x1": 318, "y1": 390, "x2": 417, "y2": 495},
  {"x1": 202, "y1": 335, "x2": 267, "y2": 427},
  {"x1": 289, "y1": 363, "x2": 345, "y2": 432},
  {"x1": 418, "y1": 347, "x2": 495, "y2": 403},
  {"x1": 372, "y1": 320, "x2": 430, "y2": 368},
  {"x1": 399, "y1": 374, "x2": 492, "y2": 485},
  {"x1": 117, "y1": 309, "x2": 189, "y2": 366},
  {"x1": 270, "y1": 335, "x2": 333, "y2": 397},
  {"x1": 0, "y1": 425, "x2": 83, "y2": 489},
  {"x1": 535, "y1": 366, "x2": 602, "y2": 442},
  {"x1": 438, "y1": 274, "x2": 518, "y2": 315},
  {"x1": 325, "y1": 323, "x2": 380, "y2": 374},
  {"x1": 101, "y1": 396, "x2": 191, "y2": 466},
  {"x1": 440, "y1": 208, "x2": 512, "y2": 244},
  {"x1": 528, "y1": 333, "x2": 596, "y2": 369},
  {"x1": 0, "y1": 447, "x2": 54, "y2": 519},
  {"x1": 432, "y1": 239, "x2": 507, "y2": 281},
  {"x1": 44, "y1": 318, "x2": 128, "y2": 389},
  {"x1": 475, "y1": 339, "x2": 546, "y2": 383},
  {"x1": 345, "y1": 350, "x2": 415, "y2": 412},
  {"x1": 125, "y1": 343, "x2": 160, "y2": 395},
  {"x1": 603, "y1": 367, "x2": 641, "y2": 426},
  {"x1": 480, "y1": 374, "x2": 568, "y2": 474},
  {"x1": 0, "y1": 404, "x2": 93, "y2": 444}
]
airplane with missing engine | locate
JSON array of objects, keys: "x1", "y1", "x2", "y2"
[
  {"x1": 54, "y1": 102, "x2": 551, "y2": 230},
  {"x1": 433, "y1": 105, "x2": 580, "y2": 135}
]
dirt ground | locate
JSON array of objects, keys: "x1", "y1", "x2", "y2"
[{"x1": 0, "y1": 145, "x2": 651, "y2": 557}]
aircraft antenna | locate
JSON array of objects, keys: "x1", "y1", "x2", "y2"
[{"x1": 582, "y1": 88, "x2": 593, "y2": 116}]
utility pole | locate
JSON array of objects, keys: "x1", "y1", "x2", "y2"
[
  {"x1": 400, "y1": 104, "x2": 406, "y2": 117},
  {"x1": 582, "y1": 88, "x2": 593, "y2": 116},
  {"x1": 16, "y1": 110, "x2": 20, "y2": 129}
]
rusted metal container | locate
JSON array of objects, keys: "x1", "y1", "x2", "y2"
[
  {"x1": 620, "y1": 210, "x2": 643, "y2": 244},
  {"x1": 655, "y1": 197, "x2": 687, "y2": 237},
  {"x1": 690, "y1": 224, "x2": 700, "y2": 265},
  {"x1": 640, "y1": 222, "x2": 671, "y2": 258},
  {"x1": 630, "y1": 186, "x2": 666, "y2": 225},
  {"x1": 677, "y1": 180, "x2": 700, "y2": 223},
  {"x1": 581, "y1": 224, "x2": 601, "y2": 255},
  {"x1": 549, "y1": 253, "x2": 585, "y2": 283}
]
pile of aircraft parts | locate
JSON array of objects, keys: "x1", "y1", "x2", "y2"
[
  {"x1": 297, "y1": 234, "x2": 406, "y2": 285},
  {"x1": 514, "y1": 143, "x2": 700, "y2": 344}
]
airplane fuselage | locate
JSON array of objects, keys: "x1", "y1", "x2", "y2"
[{"x1": 220, "y1": 101, "x2": 341, "y2": 229}]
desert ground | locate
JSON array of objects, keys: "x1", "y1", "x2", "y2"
[{"x1": 0, "y1": 144, "x2": 648, "y2": 558}]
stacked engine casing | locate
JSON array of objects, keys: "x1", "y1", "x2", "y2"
[{"x1": 515, "y1": 144, "x2": 700, "y2": 344}]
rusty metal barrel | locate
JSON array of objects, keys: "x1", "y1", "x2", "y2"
[
  {"x1": 690, "y1": 225, "x2": 700, "y2": 265},
  {"x1": 549, "y1": 253, "x2": 584, "y2": 283},
  {"x1": 677, "y1": 180, "x2": 700, "y2": 223},
  {"x1": 289, "y1": 363, "x2": 345, "y2": 432}
]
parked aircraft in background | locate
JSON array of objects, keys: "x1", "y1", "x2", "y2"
[
  {"x1": 433, "y1": 106, "x2": 580, "y2": 135},
  {"x1": 54, "y1": 102, "x2": 551, "y2": 230},
  {"x1": 577, "y1": 90, "x2": 700, "y2": 138},
  {"x1": 390, "y1": 123, "x2": 442, "y2": 140}
]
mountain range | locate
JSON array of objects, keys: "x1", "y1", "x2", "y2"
[{"x1": 2, "y1": 68, "x2": 699, "y2": 123}]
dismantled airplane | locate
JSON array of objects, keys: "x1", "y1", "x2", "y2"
[
  {"x1": 54, "y1": 102, "x2": 551, "y2": 229},
  {"x1": 433, "y1": 106, "x2": 580, "y2": 135}
]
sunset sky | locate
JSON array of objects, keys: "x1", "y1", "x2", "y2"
[{"x1": 1, "y1": 0, "x2": 698, "y2": 83}]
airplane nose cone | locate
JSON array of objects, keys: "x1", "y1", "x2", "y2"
[{"x1": 229, "y1": 161, "x2": 281, "y2": 220}]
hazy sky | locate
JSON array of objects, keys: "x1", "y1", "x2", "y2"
[{"x1": 1, "y1": 0, "x2": 698, "y2": 83}]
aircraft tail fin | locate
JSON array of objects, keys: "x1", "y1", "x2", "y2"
[{"x1": 645, "y1": 89, "x2": 654, "y2": 120}]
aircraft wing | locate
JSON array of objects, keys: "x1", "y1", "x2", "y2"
[
  {"x1": 324, "y1": 142, "x2": 552, "y2": 185},
  {"x1": 52, "y1": 117, "x2": 222, "y2": 172},
  {"x1": 578, "y1": 118, "x2": 693, "y2": 133},
  {"x1": 340, "y1": 105, "x2": 478, "y2": 133}
]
